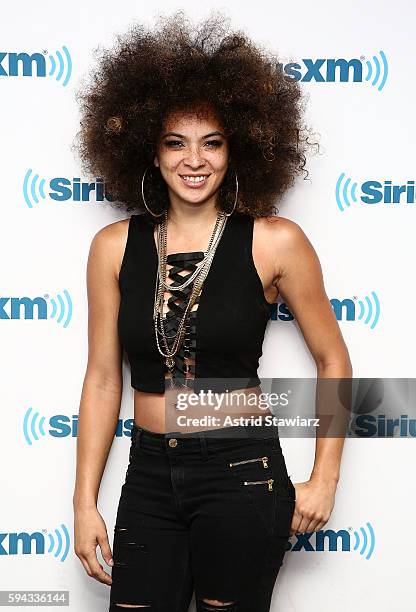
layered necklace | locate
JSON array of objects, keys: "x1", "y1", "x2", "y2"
[{"x1": 153, "y1": 209, "x2": 228, "y2": 388}]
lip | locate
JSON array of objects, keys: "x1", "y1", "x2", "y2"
[{"x1": 179, "y1": 174, "x2": 211, "y2": 189}]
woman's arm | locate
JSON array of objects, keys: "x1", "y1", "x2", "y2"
[
  {"x1": 73, "y1": 219, "x2": 128, "y2": 584},
  {"x1": 271, "y1": 217, "x2": 353, "y2": 535}
]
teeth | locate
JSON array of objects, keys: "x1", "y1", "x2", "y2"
[{"x1": 181, "y1": 175, "x2": 207, "y2": 183}]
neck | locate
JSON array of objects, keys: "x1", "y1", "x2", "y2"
[{"x1": 166, "y1": 199, "x2": 221, "y2": 234}]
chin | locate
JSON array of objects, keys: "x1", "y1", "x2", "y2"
[
  {"x1": 182, "y1": 194, "x2": 213, "y2": 205},
  {"x1": 173, "y1": 187, "x2": 214, "y2": 204}
]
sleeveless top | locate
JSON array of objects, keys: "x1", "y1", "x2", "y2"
[{"x1": 117, "y1": 211, "x2": 274, "y2": 393}]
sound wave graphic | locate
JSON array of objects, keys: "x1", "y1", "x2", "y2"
[
  {"x1": 23, "y1": 169, "x2": 47, "y2": 208},
  {"x1": 23, "y1": 407, "x2": 47, "y2": 446},
  {"x1": 357, "y1": 291, "x2": 380, "y2": 329},
  {"x1": 353, "y1": 521, "x2": 375, "y2": 559},
  {"x1": 48, "y1": 290, "x2": 73, "y2": 328},
  {"x1": 47, "y1": 523, "x2": 70, "y2": 562},
  {"x1": 364, "y1": 50, "x2": 388, "y2": 91},
  {"x1": 48, "y1": 46, "x2": 72, "y2": 87},
  {"x1": 335, "y1": 172, "x2": 358, "y2": 211}
]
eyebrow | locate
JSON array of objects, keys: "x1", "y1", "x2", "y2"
[{"x1": 162, "y1": 131, "x2": 225, "y2": 139}]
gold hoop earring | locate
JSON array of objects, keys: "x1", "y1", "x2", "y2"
[
  {"x1": 222, "y1": 172, "x2": 239, "y2": 217},
  {"x1": 141, "y1": 165, "x2": 167, "y2": 218}
]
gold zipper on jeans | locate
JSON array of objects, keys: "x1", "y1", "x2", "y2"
[
  {"x1": 229, "y1": 456, "x2": 269, "y2": 469},
  {"x1": 244, "y1": 478, "x2": 274, "y2": 491}
]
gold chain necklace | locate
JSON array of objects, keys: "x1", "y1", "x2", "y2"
[{"x1": 153, "y1": 209, "x2": 228, "y2": 387}]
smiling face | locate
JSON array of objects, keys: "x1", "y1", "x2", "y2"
[{"x1": 154, "y1": 108, "x2": 229, "y2": 210}]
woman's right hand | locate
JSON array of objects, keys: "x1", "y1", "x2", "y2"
[{"x1": 74, "y1": 506, "x2": 114, "y2": 585}]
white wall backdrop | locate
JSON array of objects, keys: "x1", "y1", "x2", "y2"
[{"x1": 1, "y1": 1, "x2": 415, "y2": 610}]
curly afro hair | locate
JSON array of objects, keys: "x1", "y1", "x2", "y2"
[{"x1": 73, "y1": 10, "x2": 319, "y2": 221}]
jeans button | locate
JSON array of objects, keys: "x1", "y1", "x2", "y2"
[{"x1": 168, "y1": 438, "x2": 178, "y2": 447}]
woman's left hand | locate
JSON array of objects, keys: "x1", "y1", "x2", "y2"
[{"x1": 290, "y1": 476, "x2": 337, "y2": 536}]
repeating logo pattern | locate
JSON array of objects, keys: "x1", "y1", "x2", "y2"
[
  {"x1": 0, "y1": 291, "x2": 72, "y2": 327},
  {"x1": 0, "y1": 47, "x2": 72, "y2": 86},
  {"x1": 271, "y1": 292, "x2": 381, "y2": 329},
  {"x1": 280, "y1": 50, "x2": 388, "y2": 90},
  {"x1": 2, "y1": 33, "x2": 401, "y2": 586},
  {"x1": 336, "y1": 173, "x2": 415, "y2": 211},
  {"x1": 290, "y1": 521, "x2": 376, "y2": 559},
  {"x1": 0, "y1": 524, "x2": 70, "y2": 562},
  {"x1": 23, "y1": 170, "x2": 111, "y2": 207}
]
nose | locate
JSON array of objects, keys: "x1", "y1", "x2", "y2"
[{"x1": 183, "y1": 146, "x2": 206, "y2": 168}]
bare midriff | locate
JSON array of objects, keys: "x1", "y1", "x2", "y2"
[
  {"x1": 133, "y1": 384, "x2": 273, "y2": 434},
  {"x1": 132, "y1": 220, "x2": 278, "y2": 434}
]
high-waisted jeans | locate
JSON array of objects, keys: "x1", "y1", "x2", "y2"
[{"x1": 108, "y1": 422, "x2": 296, "y2": 612}]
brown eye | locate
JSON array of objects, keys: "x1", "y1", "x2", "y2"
[
  {"x1": 165, "y1": 140, "x2": 184, "y2": 147},
  {"x1": 205, "y1": 140, "x2": 223, "y2": 148}
]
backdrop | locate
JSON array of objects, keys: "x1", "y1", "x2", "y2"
[{"x1": 1, "y1": 1, "x2": 414, "y2": 610}]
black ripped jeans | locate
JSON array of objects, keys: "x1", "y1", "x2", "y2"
[{"x1": 109, "y1": 423, "x2": 296, "y2": 612}]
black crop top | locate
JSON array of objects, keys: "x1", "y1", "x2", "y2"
[{"x1": 117, "y1": 211, "x2": 274, "y2": 393}]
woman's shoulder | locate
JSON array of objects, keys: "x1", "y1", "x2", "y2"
[
  {"x1": 91, "y1": 215, "x2": 131, "y2": 247},
  {"x1": 252, "y1": 214, "x2": 313, "y2": 276},
  {"x1": 254, "y1": 214, "x2": 306, "y2": 244},
  {"x1": 88, "y1": 216, "x2": 133, "y2": 280}
]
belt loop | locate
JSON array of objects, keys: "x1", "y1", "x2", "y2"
[{"x1": 198, "y1": 431, "x2": 209, "y2": 459}]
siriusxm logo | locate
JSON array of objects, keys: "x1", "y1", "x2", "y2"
[
  {"x1": 336, "y1": 173, "x2": 416, "y2": 211},
  {"x1": 279, "y1": 51, "x2": 388, "y2": 91},
  {"x1": 0, "y1": 524, "x2": 70, "y2": 561},
  {"x1": 288, "y1": 521, "x2": 375, "y2": 559},
  {"x1": 271, "y1": 292, "x2": 380, "y2": 329},
  {"x1": 349, "y1": 414, "x2": 416, "y2": 438},
  {"x1": 23, "y1": 411, "x2": 135, "y2": 445},
  {"x1": 0, "y1": 290, "x2": 72, "y2": 327},
  {"x1": 0, "y1": 47, "x2": 72, "y2": 86},
  {"x1": 23, "y1": 170, "x2": 114, "y2": 208}
]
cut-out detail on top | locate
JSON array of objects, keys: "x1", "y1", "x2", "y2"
[
  {"x1": 161, "y1": 251, "x2": 205, "y2": 388},
  {"x1": 117, "y1": 212, "x2": 274, "y2": 394}
]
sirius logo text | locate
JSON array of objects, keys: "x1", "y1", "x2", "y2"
[
  {"x1": 23, "y1": 412, "x2": 136, "y2": 444},
  {"x1": 23, "y1": 170, "x2": 114, "y2": 207},
  {"x1": 349, "y1": 414, "x2": 416, "y2": 438},
  {"x1": 336, "y1": 173, "x2": 416, "y2": 211}
]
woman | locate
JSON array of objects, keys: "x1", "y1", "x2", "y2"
[{"x1": 72, "y1": 12, "x2": 352, "y2": 611}]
